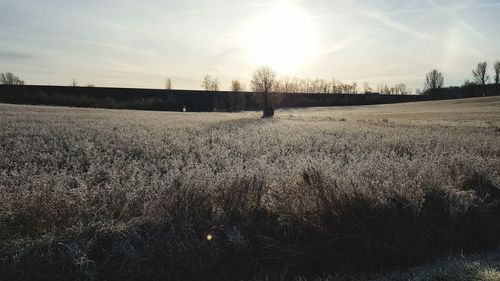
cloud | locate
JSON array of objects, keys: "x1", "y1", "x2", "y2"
[
  {"x1": 427, "y1": 0, "x2": 486, "y2": 39},
  {"x1": 450, "y1": 0, "x2": 500, "y2": 10},
  {"x1": 319, "y1": 37, "x2": 363, "y2": 57},
  {"x1": 353, "y1": 3, "x2": 439, "y2": 42},
  {"x1": 205, "y1": 48, "x2": 240, "y2": 64},
  {"x1": 177, "y1": 2, "x2": 273, "y2": 15},
  {"x1": 0, "y1": 0, "x2": 498, "y2": 89},
  {"x1": 0, "y1": 50, "x2": 37, "y2": 61},
  {"x1": 343, "y1": 1, "x2": 486, "y2": 57}
]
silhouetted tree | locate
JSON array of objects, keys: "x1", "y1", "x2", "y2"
[
  {"x1": 377, "y1": 83, "x2": 391, "y2": 95},
  {"x1": 251, "y1": 66, "x2": 277, "y2": 117},
  {"x1": 424, "y1": 69, "x2": 444, "y2": 96},
  {"x1": 363, "y1": 82, "x2": 373, "y2": 94},
  {"x1": 394, "y1": 83, "x2": 410, "y2": 95},
  {"x1": 231, "y1": 80, "x2": 243, "y2": 92},
  {"x1": 0, "y1": 72, "x2": 24, "y2": 85},
  {"x1": 472, "y1": 62, "x2": 489, "y2": 85},
  {"x1": 230, "y1": 80, "x2": 244, "y2": 112},
  {"x1": 463, "y1": 79, "x2": 473, "y2": 87},
  {"x1": 271, "y1": 77, "x2": 363, "y2": 94},
  {"x1": 212, "y1": 79, "x2": 220, "y2": 91},
  {"x1": 494, "y1": 60, "x2": 500, "y2": 85},
  {"x1": 165, "y1": 78, "x2": 172, "y2": 90},
  {"x1": 202, "y1": 75, "x2": 211, "y2": 91},
  {"x1": 202, "y1": 75, "x2": 219, "y2": 91}
]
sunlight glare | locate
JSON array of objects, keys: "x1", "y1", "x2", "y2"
[{"x1": 243, "y1": 2, "x2": 319, "y2": 74}]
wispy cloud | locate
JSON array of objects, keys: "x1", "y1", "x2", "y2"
[
  {"x1": 479, "y1": 2, "x2": 500, "y2": 8},
  {"x1": 206, "y1": 48, "x2": 240, "y2": 64},
  {"x1": 0, "y1": 50, "x2": 38, "y2": 61},
  {"x1": 177, "y1": 2, "x2": 273, "y2": 15},
  {"x1": 427, "y1": 0, "x2": 486, "y2": 39},
  {"x1": 350, "y1": 1, "x2": 439, "y2": 42},
  {"x1": 313, "y1": 7, "x2": 432, "y2": 19},
  {"x1": 450, "y1": 0, "x2": 500, "y2": 10},
  {"x1": 319, "y1": 37, "x2": 363, "y2": 58},
  {"x1": 0, "y1": 0, "x2": 498, "y2": 89},
  {"x1": 343, "y1": 1, "x2": 486, "y2": 57}
]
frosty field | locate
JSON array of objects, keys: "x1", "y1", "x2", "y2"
[{"x1": 1, "y1": 97, "x2": 499, "y2": 281}]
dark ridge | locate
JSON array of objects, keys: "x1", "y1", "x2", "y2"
[{"x1": 1, "y1": 84, "x2": 498, "y2": 112}]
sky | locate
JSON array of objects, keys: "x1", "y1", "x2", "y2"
[{"x1": 1, "y1": 0, "x2": 499, "y2": 91}]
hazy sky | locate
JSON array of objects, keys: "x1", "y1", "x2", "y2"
[{"x1": 1, "y1": 0, "x2": 499, "y2": 91}]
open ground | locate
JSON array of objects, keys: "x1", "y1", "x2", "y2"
[{"x1": 1, "y1": 97, "x2": 499, "y2": 280}]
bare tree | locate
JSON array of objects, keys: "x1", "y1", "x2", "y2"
[
  {"x1": 377, "y1": 83, "x2": 391, "y2": 95},
  {"x1": 494, "y1": 60, "x2": 500, "y2": 85},
  {"x1": 165, "y1": 78, "x2": 172, "y2": 90},
  {"x1": 231, "y1": 80, "x2": 243, "y2": 92},
  {"x1": 363, "y1": 82, "x2": 373, "y2": 94},
  {"x1": 394, "y1": 83, "x2": 410, "y2": 95},
  {"x1": 0, "y1": 72, "x2": 24, "y2": 85},
  {"x1": 424, "y1": 69, "x2": 444, "y2": 96},
  {"x1": 202, "y1": 75, "x2": 211, "y2": 91},
  {"x1": 251, "y1": 66, "x2": 277, "y2": 117},
  {"x1": 230, "y1": 80, "x2": 244, "y2": 112},
  {"x1": 212, "y1": 78, "x2": 220, "y2": 91},
  {"x1": 472, "y1": 62, "x2": 489, "y2": 85},
  {"x1": 202, "y1": 75, "x2": 220, "y2": 91},
  {"x1": 270, "y1": 77, "x2": 364, "y2": 94},
  {"x1": 375, "y1": 83, "x2": 410, "y2": 95}
]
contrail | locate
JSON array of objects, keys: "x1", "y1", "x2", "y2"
[{"x1": 427, "y1": 0, "x2": 486, "y2": 39}]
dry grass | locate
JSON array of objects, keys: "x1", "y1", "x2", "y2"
[
  {"x1": 276, "y1": 250, "x2": 500, "y2": 281},
  {"x1": 279, "y1": 96, "x2": 500, "y2": 127},
  {"x1": 0, "y1": 97, "x2": 499, "y2": 280}
]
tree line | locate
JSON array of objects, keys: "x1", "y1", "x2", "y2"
[
  {"x1": 193, "y1": 60, "x2": 500, "y2": 97},
  {"x1": 198, "y1": 75, "x2": 403, "y2": 95},
  {"x1": 3, "y1": 59, "x2": 499, "y2": 100},
  {"x1": 423, "y1": 60, "x2": 500, "y2": 96}
]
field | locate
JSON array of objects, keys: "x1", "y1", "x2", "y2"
[{"x1": 1, "y1": 97, "x2": 499, "y2": 280}]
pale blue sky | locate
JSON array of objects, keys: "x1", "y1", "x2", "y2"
[{"x1": 1, "y1": 0, "x2": 499, "y2": 91}]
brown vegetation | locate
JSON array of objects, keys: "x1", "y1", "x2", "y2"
[{"x1": 0, "y1": 97, "x2": 499, "y2": 280}]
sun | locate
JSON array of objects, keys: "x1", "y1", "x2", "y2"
[{"x1": 243, "y1": 2, "x2": 319, "y2": 74}]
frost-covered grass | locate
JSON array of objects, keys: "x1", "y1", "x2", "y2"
[
  {"x1": 0, "y1": 97, "x2": 499, "y2": 281},
  {"x1": 267, "y1": 250, "x2": 500, "y2": 281}
]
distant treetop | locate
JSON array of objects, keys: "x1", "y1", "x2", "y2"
[{"x1": 0, "y1": 72, "x2": 24, "y2": 85}]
